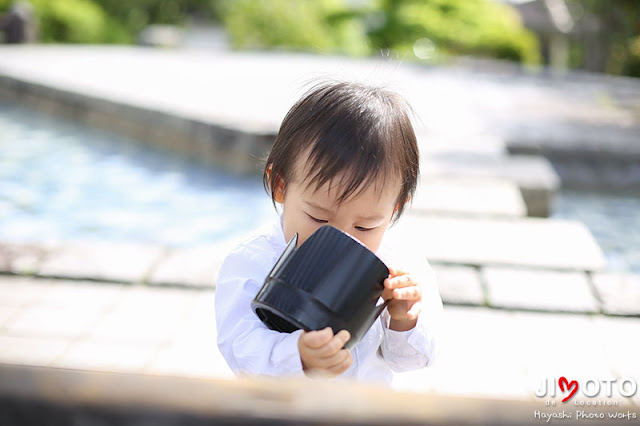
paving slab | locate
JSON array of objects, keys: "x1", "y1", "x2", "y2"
[
  {"x1": 145, "y1": 291, "x2": 232, "y2": 377},
  {"x1": 1, "y1": 276, "x2": 639, "y2": 406},
  {"x1": 402, "y1": 307, "x2": 640, "y2": 406},
  {"x1": 51, "y1": 340, "x2": 161, "y2": 373},
  {"x1": 31, "y1": 280, "x2": 126, "y2": 311},
  {"x1": 0, "y1": 275, "x2": 50, "y2": 307},
  {"x1": 591, "y1": 273, "x2": 640, "y2": 316},
  {"x1": 113, "y1": 286, "x2": 200, "y2": 316},
  {"x1": 5, "y1": 305, "x2": 104, "y2": 340},
  {"x1": 0, "y1": 335, "x2": 70, "y2": 367},
  {"x1": 0, "y1": 306, "x2": 18, "y2": 328},
  {"x1": 594, "y1": 315, "x2": 640, "y2": 380},
  {"x1": 37, "y1": 242, "x2": 166, "y2": 283},
  {"x1": 89, "y1": 288, "x2": 198, "y2": 345},
  {"x1": 431, "y1": 264, "x2": 484, "y2": 306},
  {"x1": 410, "y1": 177, "x2": 526, "y2": 218},
  {"x1": 422, "y1": 153, "x2": 560, "y2": 217},
  {"x1": 388, "y1": 215, "x2": 606, "y2": 271},
  {"x1": 146, "y1": 336, "x2": 233, "y2": 378},
  {"x1": 483, "y1": 267, "x2": 600, "y2": 313},
  {"x1": 503, "y1": 311, "x2": 632, "y2": 408},
  {"x1": 147, "y1": 244, "x2": 227, "y2": 287}
]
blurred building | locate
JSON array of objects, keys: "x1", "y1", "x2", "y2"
[
  {"x1": 0, "y1": 1, "x2": 37, "y2": 43},
  {"x1": 506, "y1": 0, "x2": 601, "y2": 72}
]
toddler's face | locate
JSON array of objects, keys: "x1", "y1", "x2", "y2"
[{"x1": 277, "y1": 169, "x2": 401, "y2": 253}]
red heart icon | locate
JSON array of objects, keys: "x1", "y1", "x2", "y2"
[{"x1": 558, "y1": 377, "x2": 579, "y2": 402}]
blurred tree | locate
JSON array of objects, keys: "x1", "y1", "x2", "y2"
[
  {"x1": 218, "y1": 0, "x2": 370, "y2": 56},
  {"x1": 566, "y1": 0, "x2": 640, "y2": 77},
  {"x1": 0, "y1": 0, "x2": 218, "y2": 43},
  {"x1": 368, "y1": 0, "x2": 540, "y2": 64},
  {"x1": 0, "y1": 0, "x2": 126, "y2": 43},
  {"x1": 219, "y1": 0, "x2": 539, "y2": 64},
  {"x1": 94, "y1": 0, "x2": 218, "y2": 38}
]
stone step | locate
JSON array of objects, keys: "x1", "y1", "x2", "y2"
[
  {"x1": 147, "y1": 244, "x2": 228, "y2": 288},
  {"x1": 388, "y1": 215, "x2": 606, "y2": 271},
  {"x1": 591, "y1": 273, "x2": 640, "y2": 316},
  {"x1": 483, "y1": 267, "x2": 599, "y2": 313},
  {"x1": 1, "y1": 241, "x2": 229, "y2": 286},
  {"x1": 430, "y1": 263, "x2": 640, "y2": 317},
  {"x1": 422, "y1": 153, "x2": 560, "y2": 217},
  {"x1": 35, "y1": 242, "x2": 166, "y2": 284},
  {"x1": 430, "y1": 264, "x2": 484, "y2": 306},
  {"x1": 506, "y1": 122, "x2": 640, "y2": 163},
  {"x1": 409, "y1": 176, "x2": 526, "y2": 218}
]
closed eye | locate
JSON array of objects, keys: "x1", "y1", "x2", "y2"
[
  {"x1": 354, "y1": 226, "x2": 373, "y2": 232},
  {"x1": 307, "y1": 214, "x2": 328, "y2": 224}
]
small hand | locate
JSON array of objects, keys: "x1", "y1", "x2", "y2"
[
  {"x1": 298, "y1": 327, "x2": 352, "y2": 377},
  {"x1": 383, "y1": 268, "x2": 422, "y2": 331}
]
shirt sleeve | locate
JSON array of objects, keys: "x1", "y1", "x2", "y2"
[
  {"x1": 379, "y1": 254, "x2": 443, "y2": 373},
  {"x1": 215, "y1": 239, "x2": 305, "y2": 377}
]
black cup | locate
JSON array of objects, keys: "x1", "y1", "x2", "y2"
[{"x1": 251, "y1": 225, "x2": 390, "y2": 350}]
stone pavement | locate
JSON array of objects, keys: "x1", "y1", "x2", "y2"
[
  {"x1": 5, "y1": 210, "x2": 640, "y2": 316},
  {"x1": 0, "y1": 276, "x2": 229, "y2": 379},
  {"x1": 1, "y1": 274, "x2": 639, "y2": 408},
  {"x1": 1, "y1": 44, "x2": 640, "y2": 413}
]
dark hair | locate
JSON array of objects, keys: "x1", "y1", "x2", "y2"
[{"x1": 263, "y1": 80, "x2": 419, "y2": 222}]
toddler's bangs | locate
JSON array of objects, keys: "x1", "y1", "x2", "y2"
[
  {"x1": 264, "y1": 80, "x2": 419, "y2": 221},
  {"x1": 302, "y1": 127, "x2": 398, "y2": 204}
]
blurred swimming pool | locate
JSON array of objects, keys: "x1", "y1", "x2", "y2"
[
  {"x1": 552, "y1": 188, "x2": 640, "y2": 274},
  {"x1": 0, "y1": 102, "x2": 276, "y2": 247},
  {"x1": 1, "y1": 102, "x2": 638, "y2": 273}
]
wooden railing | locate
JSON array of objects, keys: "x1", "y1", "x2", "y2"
[{"x1": 0, "y1": 363, "x2": 635, "y2": 425}]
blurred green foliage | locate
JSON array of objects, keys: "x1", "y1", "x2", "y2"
[
  {"x1": 1, "y1": 0, "x2": 637, "y2": 77},
  {"x1": 35, "y1": 0, "x2": 126, "y2": 43},
  {"x1": 567, "y1": 0, "x2": 640, "y2": 77},
  {"x1": 218, "y1": 0, "x2": 539, "y2": 63},
  {"x1": 0, "y1": 0, "x2": 215, "y2": 43},
  {"x1": 368, "y1": 0, "x2": 540, "y2": 63},
  {"x1": 217, "y1": 0, "x2": 370, "y2": 56},
  {"x1": 94, "y1": 0, "x2": 216, "y2": 40},
  {"x1": 0, "y1": 0, "x2": 125, "y2": 43}
]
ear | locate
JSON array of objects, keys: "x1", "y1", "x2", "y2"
[{"x1": 266, "y1": 166, "x2": 285, "y2": 204}]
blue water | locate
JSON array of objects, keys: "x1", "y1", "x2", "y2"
[
  {"x1": 552, "y1": 189, "x2": 640, "y2": 274},
  {"x1": 0, "y1": 102, "x2": 276, "y2": 246},
  {"x1": 2, "y1": 102, "x2": 639, "y2": 272}
]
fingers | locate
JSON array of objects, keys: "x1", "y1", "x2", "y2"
[
  {"x1": 385, "y1": 273, "x2": 415, "y2": 289},
  {"x1": 328, "y1": 350, "x2": 353, "y2": 375},
  {"x1": 392, "y1": 285, "x2": 422, "y2": 301},
  {"x1": 299, "y1": 327, "x2": 333, "y2": 349},
  {"x1": 299, "y1": 328, "x2": 353, "y2": 375},
  {"x1": 321, "y1": 346, "x2": 352, "y2": 370},
  {"x1": 388, "y1": 267, "x2": 408, "y2": 277},
  {"x1": 384, "y1": 269, "x2": 423, "y2": 328},
  {"x1": 315, "y1": 329, "x2": 350, "y2": 357},
  {"x1": 304, "y1": 350, "x2": 353, "y2": 378},
  {"x1": 406, "y1": 301, "x2": 422, "y2": 320},
  {"x1": 384, "y1": 273, "x2": 421, "y2": 300}
]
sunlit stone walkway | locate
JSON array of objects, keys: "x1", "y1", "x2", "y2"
[
  {"x1": 1, "y1": 274, "x2": 639, "y2": 406},
  {"x1": 1, "y1": 45, "x2": 639, "y2": 411}
]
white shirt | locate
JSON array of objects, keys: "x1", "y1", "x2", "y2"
[{"x1": 215, "y1": 217, "x2": 442, "y2": 384}]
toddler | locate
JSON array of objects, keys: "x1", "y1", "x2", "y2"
[{"x1": 215, "y1": 80, "x2": 442, "y2": 383}]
